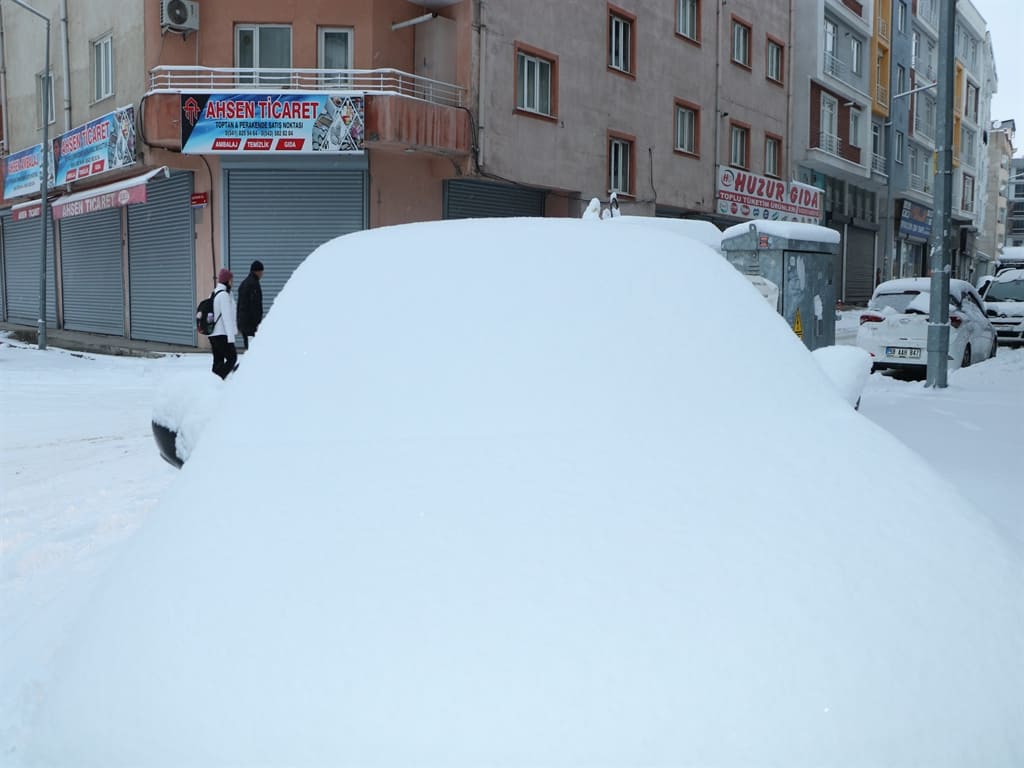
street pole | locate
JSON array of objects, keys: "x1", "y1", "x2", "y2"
[
  {"x1": 926, "y1": 0, "x2": 956, "y2": 388},
  {"x1": 8, "y1": 0, "x2": 52, "y2": 350}
]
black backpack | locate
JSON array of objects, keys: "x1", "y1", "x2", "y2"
[{"x1": 195, "y1": 289, "x2": 224, "y2": 335}]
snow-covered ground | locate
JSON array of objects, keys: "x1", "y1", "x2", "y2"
[{"x1": 1, "y1": 218, "x2": 1022, "y2": 764}]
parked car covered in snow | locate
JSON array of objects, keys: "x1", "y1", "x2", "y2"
[
  {"x1": 856, "y1": 277, "x2": 997, "y2": 373},
  {"x1": 980, "y1": 268, "x2": 1024, "y2": 347},
  {"x1": 39, "y1": 218, "x2": 1021, "y2": 766}
]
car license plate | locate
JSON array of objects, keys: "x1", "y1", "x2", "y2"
[{"x1": 885, "y1": 346, "x2": 921, "y2": 359}]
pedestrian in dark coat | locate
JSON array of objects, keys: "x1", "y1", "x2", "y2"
[{"x1": 236, "y1": 260, "x2": 264, "y2": 350}]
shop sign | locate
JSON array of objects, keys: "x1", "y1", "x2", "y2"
[
  {"x1": 53, "y1": 106, "x2": 137, "y2": 186},
  {"x1": 3, "y1": 144, "x2": 49, "y2": 200},
  {"x1": 191, "y1": 192, "x2": 209, "y2": 208},
  {"x1": 715, "y1": 167, "x2": 823, "y2": 223},
  {"x1": 179, "y1": 93, "x2": 365, "y2": 154},
  {"x1": 897, "y1": 200, "x2": 933, "y2": 241},
  {"x1": 12, "y1": 202, "x2": 42, "y2": 222},
  {"x1": 52, "y1": 183, "x2": 147, "y2": 220}
]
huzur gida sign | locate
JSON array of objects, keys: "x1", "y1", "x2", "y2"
[{"x1": 716, "y1": 166, "x2": 823, "y2": 224}]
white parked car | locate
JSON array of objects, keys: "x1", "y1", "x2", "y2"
[
  {"x1": 856, "y1": 277, "x2": 997, "y2": 373},
  {"x1": 980, "y1": 267, "x2": 1024, "y2": 347}
]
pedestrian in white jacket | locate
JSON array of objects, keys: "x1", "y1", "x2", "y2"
[{"x1": 209, "y1": 268, "x2": 238, "y2": 379}]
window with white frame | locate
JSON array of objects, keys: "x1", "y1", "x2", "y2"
[
  {"x1": 677, "y1": 0, "x2": 699, "y2": 41},
  {"x1": 851, "y1": 37, "x2": 863, "y2": 76},
  {"x1": 895, "y1": 130, "x2": 904, "y2": 163},
  {"x1": 732, "y1": 19, "x2": 751, "y2": 67},
  {"x1": 730, "y1": 123, "x2": 749, "y2": 168},
  {"x1": 767, "y1": 39, "x2": 783, "y2": 83},
  {"x1": 37, "y1": 70, "x2": 55, "y2": 127},
  {"x1": 609, "y1": 135, "x2": 632, "y2": 194},
  {"x1": 236, "y1": 24, "x2": 292, "y2": 85},
  {"x1": 93, "y1": 34, "x2": 113, "y2": 102},
  {"x1": 849, "y1": 108, "x2": 862, "y2": 147},
  {"x1": 675, "y1": 103, "x2": 697, "y2": 154},
  {"x1": 872, "y1": 123, "x2": 883, "y2": 156},
  {"x1": 765, "y1": 135, "x2": 781, "y2": 177},
  {"x1": 517, "y1": 49, "x2": 554, "y2": 116},
  {"x1": 961, "y1": 125, "x2": 976, "y2": 166},
  {"x1": 896, "y1": 64, "x2": 906, "y2": 95},
  {"x1": 609, "y1": 11, "x2": 633, "y2": 73},
  {"x1": 964, "y1": 82, "x2": 978, "y2": 122},
  {"x1": 897, "y1": 0, "x2": 907, "y2": 33},
  {"x1": 962, "y1": 174, "x2": 975, "y2": 211},
  {"x1": 318, "y1": 28, "x2": 353, "y2": 87}
]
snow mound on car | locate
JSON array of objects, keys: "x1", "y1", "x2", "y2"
[{"x1": 29, "y1": 218, "x2": 1024, "y2": 767}]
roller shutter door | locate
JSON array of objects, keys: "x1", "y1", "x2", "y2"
[
  {"x1": 845, "y1": 226, "x2": 876, "y2": 305},
  {"x1": 444, "y1": 179, "x2": 546, "y2": 219},
  {"x1": 59, "y1": 208, "x2": 124, "y2": 335},
  {"x1": 128, "y1": 172, "x2": 195, "y2": 345},
  {"x1": 226, "y1": 169, "x2": 365, "y2": 310},
  {"x1": 1, "y1": 211, "x2": 57, "y2": 327}
]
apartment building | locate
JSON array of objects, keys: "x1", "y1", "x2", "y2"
[
  {"x1": 790, "y1": 0, "x2": 886, "y2": 304},
  {"x1": 978, "y1": 120, "x2": 1013, "y2": 271},
  {"x1": 1008, "y1": 157, "x2": 1024, "y2": 249},
  {"x1": 1, "y1": 0, "x2": 805, "y2": 347}
]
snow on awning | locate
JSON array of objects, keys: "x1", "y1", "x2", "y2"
[
  {"x1": 11, "y1": 198, "x2": 43, "y2": 222},
  {"x1": 50, "y1": 166, "x2": 170, "y2": 220}
]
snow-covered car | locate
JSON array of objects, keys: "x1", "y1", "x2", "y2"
[
  {"x1": 150, "y1": 369, "x2": 225, "y2": 467},
  {"x1": 856, "y1": 277, "x2": 997, "y2": 373},
  {"x1": 980, "y1": 267, "x2": 1024, "y2": 347},
  {"x1": 30, "y1": 219, "x2": 1022, "y2": 766},
  {"x1": 810, "y1": 344, "x2": 872, "y2": 409}
]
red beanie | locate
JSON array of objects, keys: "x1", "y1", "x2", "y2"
[{"x1": 218, "y1": 268, "x2": 233, "y2": 285}]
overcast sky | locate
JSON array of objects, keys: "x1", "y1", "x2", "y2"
[{"x1": 971, "y1": 0, "x2": 1021, "y2": 150}]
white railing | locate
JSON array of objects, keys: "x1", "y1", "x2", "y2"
[
  {"x1": 872, "y1": 153, "x2": 887, "y2": 174},
  {"x1": 914, "y1": 114, "x2": 935, "y2": 143},
  {"x1": 818, "y1": 132, "x2": 843, "y2": 156},
  {"x1": 876, "y1": 82, "x2": 889, "y2": 105},
  {"x1": 878, "y1": 17, "x2": 890, "y2": 42},
  {"x1": 148, "y1": 66, "x2": 465, "y2": 108},
  {"x1": 910, "y1": 173, "x2": 933, "y2": 194},
  {"x1": 825, "y1": 52, "x2": 845, "y2": 78}
]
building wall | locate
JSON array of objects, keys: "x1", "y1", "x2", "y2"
[{"x1": 476, "y1": 0, "x2": 789, "y2": 217}]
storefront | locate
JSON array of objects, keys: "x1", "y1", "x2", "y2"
[
  {"x1": 895, "y1": 199, "x2": 933, "y2": 277},
  {"x1": 443, "y1": 179, "x2": 546, "y2": 219},
  {"x1": 1, "y1": 205, "x2": 57, "y2": 327}
]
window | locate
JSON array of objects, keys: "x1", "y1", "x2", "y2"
[
  {"x1": 824, "y1": 19, "x2": 839, "y2": 75},
  {"x1": 896, "y1": 64, "x2": 906, "y2": 96},
  {"x1": 608, "y1": 132, "x2": 634, "y2": 194},
  {"x1": 516, "y1": 44, "x2": 557, "y2": 117},
  {"x1": 729, "y1": 122, "x2": 749, "y2": 168},
  {"x1": 731, "y1": 18, "x2": 751, "y2": 68},
  {"x1": 897, "y1": 1, "x2": 907, "y2": 33},
  {"x1": 93, "y1": 34, "x2": 113, "y2": 102},
  {"x1": 766, "y1": 38, "x2": 784, "y2": 83},
  {"x1": 608, "y1": 8, "x2": 634, "y2": 74},
  {"x1": 236, "y1": 24, "x2": 292, "y2": 85},
  {"x1": 37, "y1": 70, "x2": 55, "y2": 127},
  {"x1": 674, "y1": 100, "x2": 698, "y2": 155},
  {"x1": 872, "y1": 123, "x2": 883, "y2": 156},
  {"x1": 851, "y1": 37, "x2": 863, "y2": 76},
  {"x1": 318, "y1": 28, "x2": 353, "y2": 87},
  {"x1": 962, "y1": 174, "x2": 975, "y2": 211},
  {"x1": 849, "y1": 108, "x2": 862, "y2": 148},
  {"x1": 961, "y1": 126, "x2": 976, "y2": 166},
  {"x1": 677, "y1": 0, "x2": 699, "y2": 41},
  {"x1": 964, "y1": 82, "x2": 978, "y2": 122},
  {"x1": 895, "y1": 131, "x2": 905, "y2": 163},
  {"x1": 765, "y1": 134, "x2": 782, "y2": 177}
]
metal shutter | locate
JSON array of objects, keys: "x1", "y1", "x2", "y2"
[
  {"x1": 59, "y1": 208, "x2": 124, "y2": 335},
  {"x1": 443, "y1": 179, "x2": 546, "y2": 219},
  {"x1": 1, "y1": 211, "x2": 57, "y2": 327},
  {"x1": 845, "y1": 226, "x2": 876, "y2": 304},
  {"x1": 128, "y1": 172, "x2": 195, "y2": 345},
  {"x1": 226, "y1": 169, "x2": 366, "y2": 310}
]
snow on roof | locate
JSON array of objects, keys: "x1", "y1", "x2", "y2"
[
  {"x1": 874, "y1": 276, "x2": 976, "y2": 295},
  {"x1": 998, "y1": 246, "x2": 1024, "y2": 263},
  {"x1": 721, "y1": 218, "x2": 842, "y2": 244},
  {"x1": 604, "y1": 215, "x2": 724, "y2": 253},
  {"x1": 994, "y1": 267, "x2": 1024, "y2": 283}
]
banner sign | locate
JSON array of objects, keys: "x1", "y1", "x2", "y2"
[
  {"x1": 12, "y1": 203, "x2": 42, "y2": 222},
  {"x1": 53, "y1": 106, "x2": 137, "y2": 186},
  {"x1": 3, "y1": 144, "x2": 49, "y2": 200},
  {"x1": 179, "y1": 93, "x2": 365, "y2": 154},
  {"x1": 716, "y1": 167, "x2": 823, "y2": 224},
  {"x1": 898, "y1": 200, "x2": 933, "y2": 241},
  {"x1": 52, "y1": 182, "x2": 147, "y2": 220}
]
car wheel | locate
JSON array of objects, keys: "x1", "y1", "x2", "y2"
[{"x1": 961, "y1": 344, "x2": 972, "y2": 369}]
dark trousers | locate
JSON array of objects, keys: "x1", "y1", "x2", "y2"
[{"x1": 209, "y1": 335, "x2": 238, "y2": 380}]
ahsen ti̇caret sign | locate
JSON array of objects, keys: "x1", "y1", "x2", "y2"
[{"x1": 180, "y1": 93, "x2": 365, "y2": 154}]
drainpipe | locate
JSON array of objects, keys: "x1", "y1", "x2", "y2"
[
  {"x1": 60, "y1": 0, "x2": 70, "y2": 130},
  {"x1": 476, "y1": 0, "x2": 486, "y2": 170},
  {"x1": 0, "y1": 8, "x2": 9, "y2": 154}
]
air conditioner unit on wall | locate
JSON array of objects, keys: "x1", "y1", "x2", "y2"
[{"x1": 161, "y1": 0, "x2": 199, "y2": 33}]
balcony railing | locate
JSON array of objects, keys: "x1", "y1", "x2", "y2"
[
  {"x1": 818, "y1": 132, "x2": 843, "y2": 157},
  {"x1": 872, "y1": 153, "x2": 887, "y2": 174},
  {"x1": 914, "y1": 114, "x2": 935, "y2": 143},
  {"x1": 877, "y1": 17, "x2": 890, "y2": 42},
  {"x1": 910, "y1": 173, "x2": 933, "y2": 195},
  {"x1": 147, "y1": 66, "x2": 466, "y2": 108},
  {"x1": 912, "y1": 59, "x2": 936, "y2": 82},
  {"x1": 876, "y1": 82, "x2": 889, "y2": 105},
  {"x1": 824, "y1": 52, "x2": 845, "y2": 79}
]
